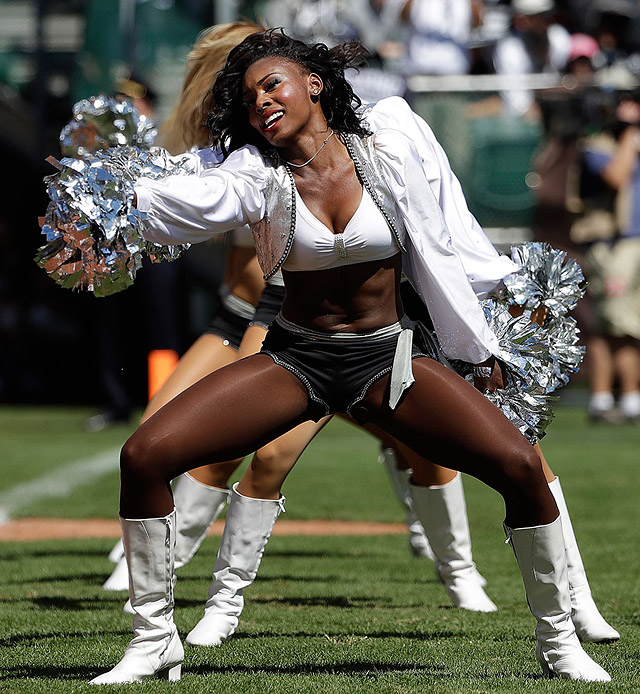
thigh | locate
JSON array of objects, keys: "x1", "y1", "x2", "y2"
[
  {"x1": 238, "y1": 417, "x2": 332, "y2": 498},
  {"x1": 237, "y1": 324, "x2": 268, "y2": 359},
  {"x1": 357, "y1": 357, "x2": 533, "y2": 487},
  {"x1": 363, "y1": 421, "x2": 458, "y2": 485},
  {"x1": 142, "y1": 334, "x2": 237, "y2": 422},
  {"x1": 134, "y1": 354, "x2": 312, "y2": 472}
]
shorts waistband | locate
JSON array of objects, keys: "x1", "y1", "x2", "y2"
[
  {"x1": 220, "y1": 288, "x2": 256, "y2": 320},
  {"x1": 275, "y1": 314, "x2": 403, "y2": 342},
  {"x1": 267, "y1": 271, "x2": 285, "y2": 287}
]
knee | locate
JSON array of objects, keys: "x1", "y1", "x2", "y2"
[
  {"x1": 120, "y1": 431, "x2": 161, "y2": 481},
  {"x1": 504, "y1": 445, "x2": 546, "y2": 489},
  {"x1": 252, "y1": 441, "x2": 295, "y2": 475}
]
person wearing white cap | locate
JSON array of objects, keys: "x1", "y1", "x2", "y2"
[{"x1": 493, "y1": 0, "x2": 571, "y2": 117}]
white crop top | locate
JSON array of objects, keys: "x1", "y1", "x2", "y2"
[{"x1": 282, "y1": 186, "x2": 398, "y2": 272}]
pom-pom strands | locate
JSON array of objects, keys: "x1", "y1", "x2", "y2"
[
  {"x1": 36, "y1": 146, "x2": 194, "y2": 297},
  {"x1": 485, "y1": 386, "x2": 555, "y2": 443},
  {"x1": 479, "y1": 300, "x2": 556, "y2": 442},
  {"x1": 506, "y1": 242, "x2": 586, "y2": 317},
  {"x1": 59, "y1": 95, "x2": 157, "y2": 158},
  {"x1": 546, "y1": 315, "x2": 585, "y2": 390}
]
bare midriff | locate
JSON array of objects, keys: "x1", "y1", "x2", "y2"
[{"x1": 281, "y1": 253, "x2": 403, "y2": 334}]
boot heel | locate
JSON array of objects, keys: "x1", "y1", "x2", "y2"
[
  {"x1": 535, "y1": 645, "x2": 554, "y2": 679},
  {"x1": 158, "y1": 663, "x2": 181, "y2": 681},
  {"x1": 539, "y1": 661, "x2": 554, "y2": 679}
]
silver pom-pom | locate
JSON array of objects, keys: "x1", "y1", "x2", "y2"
[
  {"x1": 475, "y1": 299, "x2": 556, "y2": 442},
  {"x1": 546, "y1": 315, "x2": 585, "y2": 390},
  {"x1": 59, "y1": 95, "x2": 157, "y2": 158},
  {"x1": 506, "y1": 242, "x2": 586, "y2": 317},
  {"x1": 485, "y1": 386, "x2": 555, "y2": 444},
  {"x1": 35, "y1": 146, "x2": 194, "y2": 296},
  {"x1": 482, "y1": 300, "x2": 556, "y2": 393}
]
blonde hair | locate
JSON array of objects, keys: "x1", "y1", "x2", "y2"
[{"x1": 157, "y1": 21, "x2": 261, "y2": 154}]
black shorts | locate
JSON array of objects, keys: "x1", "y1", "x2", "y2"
[
  {"x1": 250, "y1": 283, "x2": 286, "y2": 329},
  {"x1": 261, "y1": 316, "x2": 438, "y2": 422},
  {"x1": 203, "y1": 299, "x2": 253, "y2": 350}
]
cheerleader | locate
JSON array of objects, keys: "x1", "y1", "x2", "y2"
[{"x1": 86, "y1": 31, "x2": 611, "y2": 683}]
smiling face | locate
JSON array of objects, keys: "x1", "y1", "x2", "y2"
[{"x1": 241, "y1": 56, "x2": 324, "y2": 147}]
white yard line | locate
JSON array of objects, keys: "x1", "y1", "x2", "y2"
[{"x1": 0, "y1": 447, "x2": 121, "y2": 523}]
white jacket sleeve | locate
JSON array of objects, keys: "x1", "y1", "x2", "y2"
[
  {"x1": 134, "y1": 145, "x2": 268, "y2": 246},
  {"x1": 365, "y1": 97, "x2": 519, "y2": 297},
  {"x1": 374, "y1": 128, "x2": 500, "y2": 363}
]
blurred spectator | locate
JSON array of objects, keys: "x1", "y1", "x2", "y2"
[
  {"x1": 529, "y1": 33, "x2": 601, "y2": 390},
  {"x1": 571, "y1": 90, "x2": 640, "y2": 421},
  {"x1": 592, "y1": 8, "x2": 635, "y2": 69},
  {"x1": 262, "y1": 0, "x2": 403, "y2": 50},
  {"x1": 533, "y1": 32, "x2": 601, "y2": 252},
  {"x1": 401, "y1": 0, "x2": 473, "y2": 75},
  {"x1": 262, "y1": 0, "x2": 408, "y2": 101},
  {"x1": 493, "y1": 0, "x2": 571, "y2": 117}
]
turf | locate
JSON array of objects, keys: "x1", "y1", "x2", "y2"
[{"x1": 0, "y1": 400, "x2": 639, "y2": 692}]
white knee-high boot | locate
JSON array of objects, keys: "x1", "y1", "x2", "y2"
[
  {"x1": 173, "y1": 473, "x2": 230, "y2": 570},
  {"x1": 186, "y1": 483, "x2": 285, "y2": 647},
  {"x1": 102, "y1": 473, "x2": 230, "y2": 592},
  {"x1": 549, "y1": 477, "x2": 620, "y2": 642},
  {"x1": 102, "y1": 551, "x2": 131, "y2": 592},
  {"x1": 505, "y1": 517, "x2": 611, "y2": 682},
  {"x1": 90, "y1": 511, "x2": 184, "y2": 685},
  {"x1": 108, "y1": 539, "x2": 125, "y2": 564},
  {"x1": 379, "y1": 447, "x2": 435, "y2": 559},
  {"x1": 410, "y1": 475, "x2": 497, "y2": 612}
]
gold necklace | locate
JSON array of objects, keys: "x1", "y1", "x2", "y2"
[{"x1": 283, "y1": 130, "x2": 334, "y2": 168}]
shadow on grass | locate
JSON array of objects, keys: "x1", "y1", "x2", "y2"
[
  {"x1": 0, "y1": 661, "x2": 466, "y2": 681},
  {"x1": 249, "y1": 595, "x2": 391, "y2": 608},
  {"x1": 0, "y1": 629, "x2": 130, "y2": 648},
  {"x1": 231, "y1": 629, "x2": 459, "y2": 641},
  {"x1": 174, "y1": 595, "x2": 393, "y2": 610},
  {"x1": 1, "y1": 661, "x2": 547, "y2": 682},
  {"x1": 0, "y1": 595, "x2": 132, "y2": 612},
  {"x1": 2, "y1": 665, "x2": 105, "y2": 681},
  {"x1": 0, "y1": 627, "x2": 462, "y2": 650},
  {"x1": 0, "y1": 547, "x2": 112, "y2": 561},
  {"x1": 6, "y1": 572, "x2": 115, "y2": 586}
]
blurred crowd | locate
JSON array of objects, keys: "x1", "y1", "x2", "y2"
[{"x1": 4, "y1": 0, "x2": 640, "y2": 426}]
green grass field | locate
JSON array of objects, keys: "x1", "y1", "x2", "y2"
[{"x1": 1, "y1": 401, "x2": 639, "y2": 693}]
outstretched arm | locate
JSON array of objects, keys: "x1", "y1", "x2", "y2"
[{"x1": 134, "y1": 145, "x2": 268, "y2": 246}]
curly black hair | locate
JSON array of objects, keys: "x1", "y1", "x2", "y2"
[{"x1": 207, "y1": 29, "x2": 371, "y2": 155}]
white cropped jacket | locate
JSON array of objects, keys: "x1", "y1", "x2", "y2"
[{"x1": 135, "y1": 98, "x2": 519, "y2": 364}]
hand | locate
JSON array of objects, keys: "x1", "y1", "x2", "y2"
[
  {"x1": 616, "y1": 99, "x2": 640, "y2": 126},
  {"x1": 508, "y1": 302, "x2": 548, "y2": 326},
  {"x1": 473, "y1": 358, "x2": 505, "y2": 393},
  {"x1": 530, "y1": 304, "x2": 548, "y2": 326}
]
